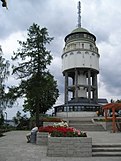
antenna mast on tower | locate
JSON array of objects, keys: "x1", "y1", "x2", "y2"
[{"x1": 77, "y1": 1, "x2": 81, "y2": 27}]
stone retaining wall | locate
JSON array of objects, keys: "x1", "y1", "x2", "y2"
[
  {"x1": 47, "y1": 137, "x2": 92, "y2": 157},
  {"x1": 56, "y1": 111, "x2": 96, "y2": 118},
  {"x1": 36, "y1": 132, "x2": 49, "y2": 145}
]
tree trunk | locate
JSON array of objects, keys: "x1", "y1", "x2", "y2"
[{"x1": 35, "y1": 102, "x2": 40, "y2": 127}]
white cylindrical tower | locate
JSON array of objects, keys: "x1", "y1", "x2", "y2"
[
  {"x1": 62, "y1": 27, "x2": 100, "y2": 105},
  {"x1": 54, "y1": 1, "x2": 107, "y2": 117}
]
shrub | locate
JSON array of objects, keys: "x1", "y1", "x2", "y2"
[{"x1": 51, "y1": 131, "x2": 87, "y2": 137}]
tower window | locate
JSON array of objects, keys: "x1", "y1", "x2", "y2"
[
  {"x1": 77, "y1": 42, "x2": 80, "y2": 48},
  {"x1": 77, "y1": 51, "x2": 81, "y2": 54},
  {"x1": 90, "y1": 44, "x2": 93, "y2": 50},
  {"x1": 82, "y1": 44, "x2": 84, "y2": 49},
  {"x1": 75, "y1": 34, "x2": 79, "y2": 38},
  {"x1": 84, "y1": 34, "x2": 87, "y2": 38},
  {"x1": 85, "y1": 51, "x2": 89, "y2": 54},
  {"x1": 73, "y1": 44, "x2": 76, "y2": 49},
  {"x1": 70, "y1": 52, "x2": 74, "y2": 55}
]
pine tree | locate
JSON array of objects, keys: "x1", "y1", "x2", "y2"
[
  {"x1": 11, "y1": 23, "x2": 59, "y2": 126},
  {"x1": 0, "y1": 45, "x2": 10, "y2": 114}
]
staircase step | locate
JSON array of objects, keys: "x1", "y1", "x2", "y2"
[
  {"x1": 68, "y1": 118, "x2": 106, "y2": 131},
  {"x1": 93, "y1": 144, "x2": 121, "y2": 148},
  {"x1": 92, "y1": 144, "x2": 121, "y2": 157},
  {"x1": 92, "y1": 147, "x2": 121, "y2": 152},
  {"x1": 69, "y1": 124, "x2": 105, "y2": 131},
  {"x1": 92, "y1": 152, "x2": 121, "y2": 157},
  {"x1": 69, "y1": 120, "x2": 93, "y2": 124}
]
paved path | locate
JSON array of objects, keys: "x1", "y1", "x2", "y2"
[
  {"x1": 88, "y1": 131, "x2": 121, "y2": 144},
  {"x1": 0, "y1": 131, "x2": 121, "y2": 161}
]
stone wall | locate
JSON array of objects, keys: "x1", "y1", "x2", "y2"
[
  {"x1": 36, "y1": 132, "x2": 49, "y2": 145},
  {"x1": 47, "y1": 137, "x2": 92, "y2": 157},
  {"x1": 56, "y1": 111, "x2": 97, "y2": 118}
]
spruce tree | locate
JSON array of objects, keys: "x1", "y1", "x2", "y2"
[{"x1": 11, "y1": 23, "x2": 59, "y2": 126}]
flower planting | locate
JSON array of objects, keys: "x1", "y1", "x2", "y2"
[
  {"x1": 38, "y1": 123, "x2": 91, "y2": 157},
  {"x1": 53, "y1": 121, "x2": 68, "y2": 127},
  {"x1": 38, "y1": 125, "x2": 87, "y2": 137}
]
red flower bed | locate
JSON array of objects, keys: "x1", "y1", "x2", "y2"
[
  {"x1": 39, "y1": 126, "x2": 74, "y2": 133},
  {"x1": 38, "y1": 126, "x2": 87, "y2": 137},
  {"x1": 39, "y1": 126, "x2": 56, "y2": 133}
]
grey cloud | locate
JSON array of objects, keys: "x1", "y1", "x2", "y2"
[
  {"x1": 101, "y1": 70, "x2": 121, "y2": 95},
  {"x1": 100, "y1": 53, "x2": 121, "y2": 96},
  {"x1": 0, "y1": 0, "x2": 74, "y2": 40},
  {"x1": 2, "y1": 0, "x2": 121, "y2": 105},
  {"x1": 0, "y1": 0, "x2": 51, "y2": 39},
  {"x1": 49, "y1": 60, "x2": 64, "y2": 95}
]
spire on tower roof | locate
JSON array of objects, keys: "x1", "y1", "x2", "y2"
[{"x1": 77, "y1": 1, "x2": 81, "y2": 28}]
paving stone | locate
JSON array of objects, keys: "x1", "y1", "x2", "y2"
[{"x1": 0, "y1": 131, "x2": 121, "y2": 161}]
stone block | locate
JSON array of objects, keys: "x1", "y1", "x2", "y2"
[
  {"x1": 36, "y1": 132, "x2": 49, "y2": 145},
  {"x1": 47, "y1": 137, "x2": 92, "y2": 157}
]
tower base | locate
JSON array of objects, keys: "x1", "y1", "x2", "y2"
[{"x1": 54, "y1": 98, "x2": 108, "y2": 117}]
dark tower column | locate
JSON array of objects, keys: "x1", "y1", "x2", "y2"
[
  {"x1": 74, "y1": 69, "x2": 78, "y2": 101},
  {"x1": 72, "y1": 76, "x2": 75, "y2": 98},
  {"x1": 92, "y1": 73, "x2": 98, "y2": 103},
  {"x1": 64, "y1": 72, "x2": 68, "y2": 104},
  {"x1": 88, "y1": 70, "x2": 91, "y2": 103}
]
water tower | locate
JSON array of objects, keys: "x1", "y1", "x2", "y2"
[{"x1": 54, "y1": 1, "x2": 107, "y2": 117}]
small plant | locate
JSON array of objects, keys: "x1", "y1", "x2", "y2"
[{"x1": 53, "y1": 121, "x2": 68, "y2": 127}]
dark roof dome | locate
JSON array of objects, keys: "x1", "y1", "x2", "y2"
[
  {"x1": 71, "y1": 27, "x2": 89, "y2": 34},
  {"x1": 65, "y1": 27, "x2": 96, "y2": 42}
]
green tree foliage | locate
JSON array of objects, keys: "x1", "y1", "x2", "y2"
[
  {"x1": 13, "y1": 111, "x2": 30, "y2": 130},
  {"x1": 0, "y1": 113, "x2": 4, "y2": 128},
  {"x1": 115, "y1": 99, "x2": 121, "y2": 103},
  {"x1": 110, "y1": 99, "x2": 121, "y2": 103},
  {"x1": 11, "y1": 23, "x2": 59, "y2": 126},
  {"x1": 0, "y1": 45, "x2": 10, "y2": 113},
  {"x1": 23, "y1": 72, "x2": 59, "y2": 115}
]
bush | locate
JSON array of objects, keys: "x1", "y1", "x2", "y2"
[
  {"x1": 51, "y1": 131, "x2": 87, "y2": 137},
  {"x1": 0, "y1": 114, "x2": 4, "y2": 128}
]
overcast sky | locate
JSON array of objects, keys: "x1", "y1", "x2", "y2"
[{"x1": 1, "y1": 0, "x2": 121, "y2": 119}]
